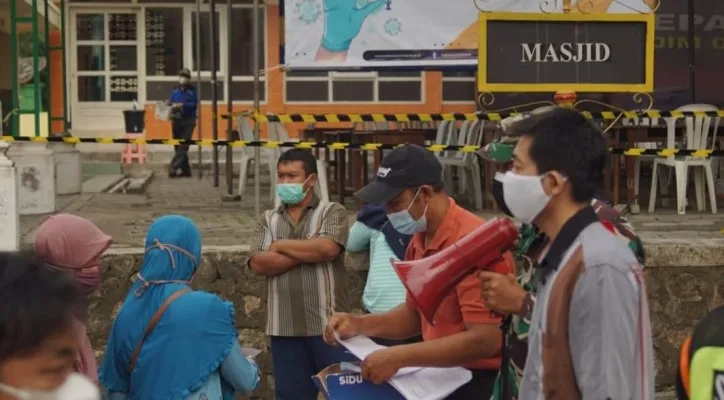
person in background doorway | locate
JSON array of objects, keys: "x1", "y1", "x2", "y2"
[
  {"x1": 481, "y1": 107, "x2": 654, "y2": 400},
  {"x1": 346, "y1": 204, "x2": 419, "y2": 347},
  {"x1": 475, "y1": 122, "x2": 646, "y2": 400},
  {"x1": 324, "y1": 145, "x2": 515, "y2": 400},
  {"x1": 33, "y1": 214, "x2": 113, "y2": 384},
  {"x1": 248, "y1": 149, "x2": 355, "y2": 400},
  {"x1": 0, "y1": 251, "x2": 100, "y2": 400},
  {"x1": 100, "y1": 215, "x2": 260, "y2": 400},
  {"x1": 168, "y1": 68, "x2": 198, "y2": 178}
]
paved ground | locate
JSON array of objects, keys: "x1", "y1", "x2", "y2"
[{"x1": 18, "y1": 173, "x2": 724, "y2": 247}]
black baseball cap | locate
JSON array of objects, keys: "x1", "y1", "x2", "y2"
[{"x1": 354, "y1": 144, "x2": 443, "y2": 204}]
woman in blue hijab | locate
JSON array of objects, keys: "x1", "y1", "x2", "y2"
[{"x1": 100, "y1": 215, "x2": 259, "y2": 400}]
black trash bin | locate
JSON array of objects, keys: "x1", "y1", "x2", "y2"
[{"x1": 123, "y1": 110, "x2": 146, "y2": 134}]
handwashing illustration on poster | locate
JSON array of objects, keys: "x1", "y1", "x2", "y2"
[{"x1": 284, "y1": 0, "x2": 657, "y2": 68}]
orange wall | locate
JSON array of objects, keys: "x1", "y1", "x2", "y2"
[
  {"x1": 49, "y1": 5, "x2": 475, "y2": 138},
  {"x1": 49, "y1": 30, "x2": 65, "y2": 134}
]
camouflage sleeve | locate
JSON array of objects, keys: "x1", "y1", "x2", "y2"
[{"x1": 590, "y1": 199, "x2": 646, "y2": 265}]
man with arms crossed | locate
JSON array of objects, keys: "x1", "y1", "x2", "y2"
[
  {"x1": 482, "y1": 107, "x2": 654, "y2": 399},
  {"x1": 324, "y1": 145, "x2": 515, "y2": 399},
  {"x1": 248, "y1": 149, "x2": 354, "y2": 400}
]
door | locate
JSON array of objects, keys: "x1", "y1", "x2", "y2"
[{"x1": 70, "y1": 9, "x2": 141, "y2": 133}]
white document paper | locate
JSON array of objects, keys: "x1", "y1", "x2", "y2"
[
  {"x1": 334, "y1": 333, "x2": 423, "y2": 376},
  {"x1": 335, "y1": 333, "x2": 472, "y2": 400},
  {"x1": 240, "y1": 347, "x2": 262, "y2": 359},
  {"x1": 388, "y1": 367, "x2": 472, "y2": 400}
]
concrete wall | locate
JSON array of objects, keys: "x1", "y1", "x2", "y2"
[{"x1": 88, "y1": 245, "x2": 724, "y2": 398}]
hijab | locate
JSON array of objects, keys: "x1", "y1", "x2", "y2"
[
  {"x1": 34, "y1": 213, "x2": 113, "y2": 383},
  {"x1": 357, "y1": 205, "x2": 412, "y2": 260},
  {"x1": 99, "y1": 215, "x2": 238, "y2": 400},
  {"x1": 34, "y1": 213, "x2": 112, "y2": 294}
]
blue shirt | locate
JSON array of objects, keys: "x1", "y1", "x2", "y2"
[
  {"x1": 169, "y1": 85, "x2": 198, "y2": 119},
  {"x1": 347, "y1": 221, "x2": 407, "y2": 314},
  {"x1": 107, "y1": 341, "x2": 260, "y2": 400}
]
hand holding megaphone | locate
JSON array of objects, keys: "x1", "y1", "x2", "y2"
[
  {"x1": 391, "y1": 217, "x2": 518, "y2": 325},
  {"x1": 477, "y1": 270, "x2": 527, "y2": 315}
]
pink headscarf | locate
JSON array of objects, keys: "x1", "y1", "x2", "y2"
[{"x1": 34, "y1": 213, "x2": 113, "y2": 384}]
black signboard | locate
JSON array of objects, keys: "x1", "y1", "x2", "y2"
[{"x1": 478, "y1": 13, "x2": 655, "y2": 93}]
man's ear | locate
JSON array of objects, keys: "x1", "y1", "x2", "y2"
[
  {"x1": 306, "y1": 173, "x2": 318, "y2": 188},
  {"x1": 544, "y1": 171, "x2": 568, "y2": 197},
  {"x1": 420, "y1": 185, "x2": 435, "y2": 199}
]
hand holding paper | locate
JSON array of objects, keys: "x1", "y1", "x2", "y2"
[
  {"x1": 323, "y1": 312, "x2": 362, "y2": 345},
  {"x1": 333, "y1": 334, "x2": 472, "y2": 400},
  {"x1": 361, "y1": 347, "x2": 405, "y2": 384}
]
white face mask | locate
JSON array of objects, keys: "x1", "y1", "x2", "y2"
[
  {"x1": 179, "y1": 77, "x2": 188, "y2": 85},
  {"x1": 0, "y1": 373, "x2": 100, "y2": 400},
  {"x1": 499, "y1": 171, "x2": 552, "y2": 225}
]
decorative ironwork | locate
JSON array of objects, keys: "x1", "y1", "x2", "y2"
[
  {"x1": 475, "y1": 0, "x2": 659, "y2": 16},
  {"x1": 473, "y1": 0, "x2": 497, "y2": 13},
  {"x1": 477, "y1": 91, "x2": 496, "y2": 109},
  {"x1": 478, "y1": 91, "x2": 560, "y2": 114},
  {"x1": 540, "y1": 0, "x2": 560, "y2": 13},
  {"x1": 574, "y1": 92, "x2": 654, "y2": 114},
  {"x1": 475, "y1": 91, "x2": 654, "y2": 133},
  {"x1": 576, "y1": 0, "x2": 660, "y2": 14},
  {"x1": 574, "y1": 92, "x2": 654, "y2": 132}
]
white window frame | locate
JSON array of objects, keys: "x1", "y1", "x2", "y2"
[
  {"x1": 229, "y1": 5, "x2": 267, "y2": 104},
  {"x1": 73, "y1": 10, "x2": 142, "y2": 104},
  {"x1": 284, "y1": 71, "x2": 425, "y2": 104},
  {"x1": 441, "y1": 71, "x2": 476, "y2": 104},
  {"x1": 141, "y1": 3, "x2": 267, "y2": 105},
  {"x1": 183, "y1": 7, "x2": 226, "y2": 77}
]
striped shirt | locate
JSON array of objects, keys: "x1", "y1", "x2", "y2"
[
  {"x1": 248, "y1": 197, "x2": 351, "y2": 337},
  {"x1": 346, "y1": 221, "x2": 407, "y2": 314}
]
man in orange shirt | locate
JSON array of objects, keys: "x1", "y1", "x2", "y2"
[{"x1": 323, "y1": 144, "x2": 514, "y2": 399}]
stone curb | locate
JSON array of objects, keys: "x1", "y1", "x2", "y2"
[
  {"x1": 644, "y1": 238, "x2": 724, "y2": 268},
  {"x1": 106, "y1": 244, "x2": 251, "y2": 255},
  {"x1": 105, "y1": 239, "x2": 724, "y2": 269}
]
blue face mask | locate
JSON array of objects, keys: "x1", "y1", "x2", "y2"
[
  {"x1": 387, "y1": 188, "x2": 428, "y2": 235},
  {"x1": 276, "y1": 177, "x2": 311, "y2": 205}
]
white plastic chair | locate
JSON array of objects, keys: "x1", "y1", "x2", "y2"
[
  {"x1": 648, "y1": 104, "x2": 720, "y2": 215},
  {"x1": 439, "y1": 120, "x2": 484, "y2": 210},
  {"x1": 440, "y1": 121, "x2": 471, "y2": 190},
  {"x1": 431, "y1": 120, "x2": 454, "y2": 158},
  {"x1": 623, "y1": 112, "x2": 672, "y2": 209},
  {"x1": 236, "y1": 117, "x2": 276, "y2": 201}
]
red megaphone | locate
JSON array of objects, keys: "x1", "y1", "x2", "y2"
[{"x1": 391, "y1": 217, "x2": 518, "y2": 325}]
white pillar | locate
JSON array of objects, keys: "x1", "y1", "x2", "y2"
[
  {"x1": 0, "y1": 142, "x2": 20, "y2": 251},
  {"x1": 7, "y1": 142, "x2": 57, "y2": 215},
  {"x1": 50, "y1": 142, "x2": 82, "y2": 195}
]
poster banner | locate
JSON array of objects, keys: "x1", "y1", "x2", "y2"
[{"x1": 282, "y1": 0, "x2": 657, "y2": 69}]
